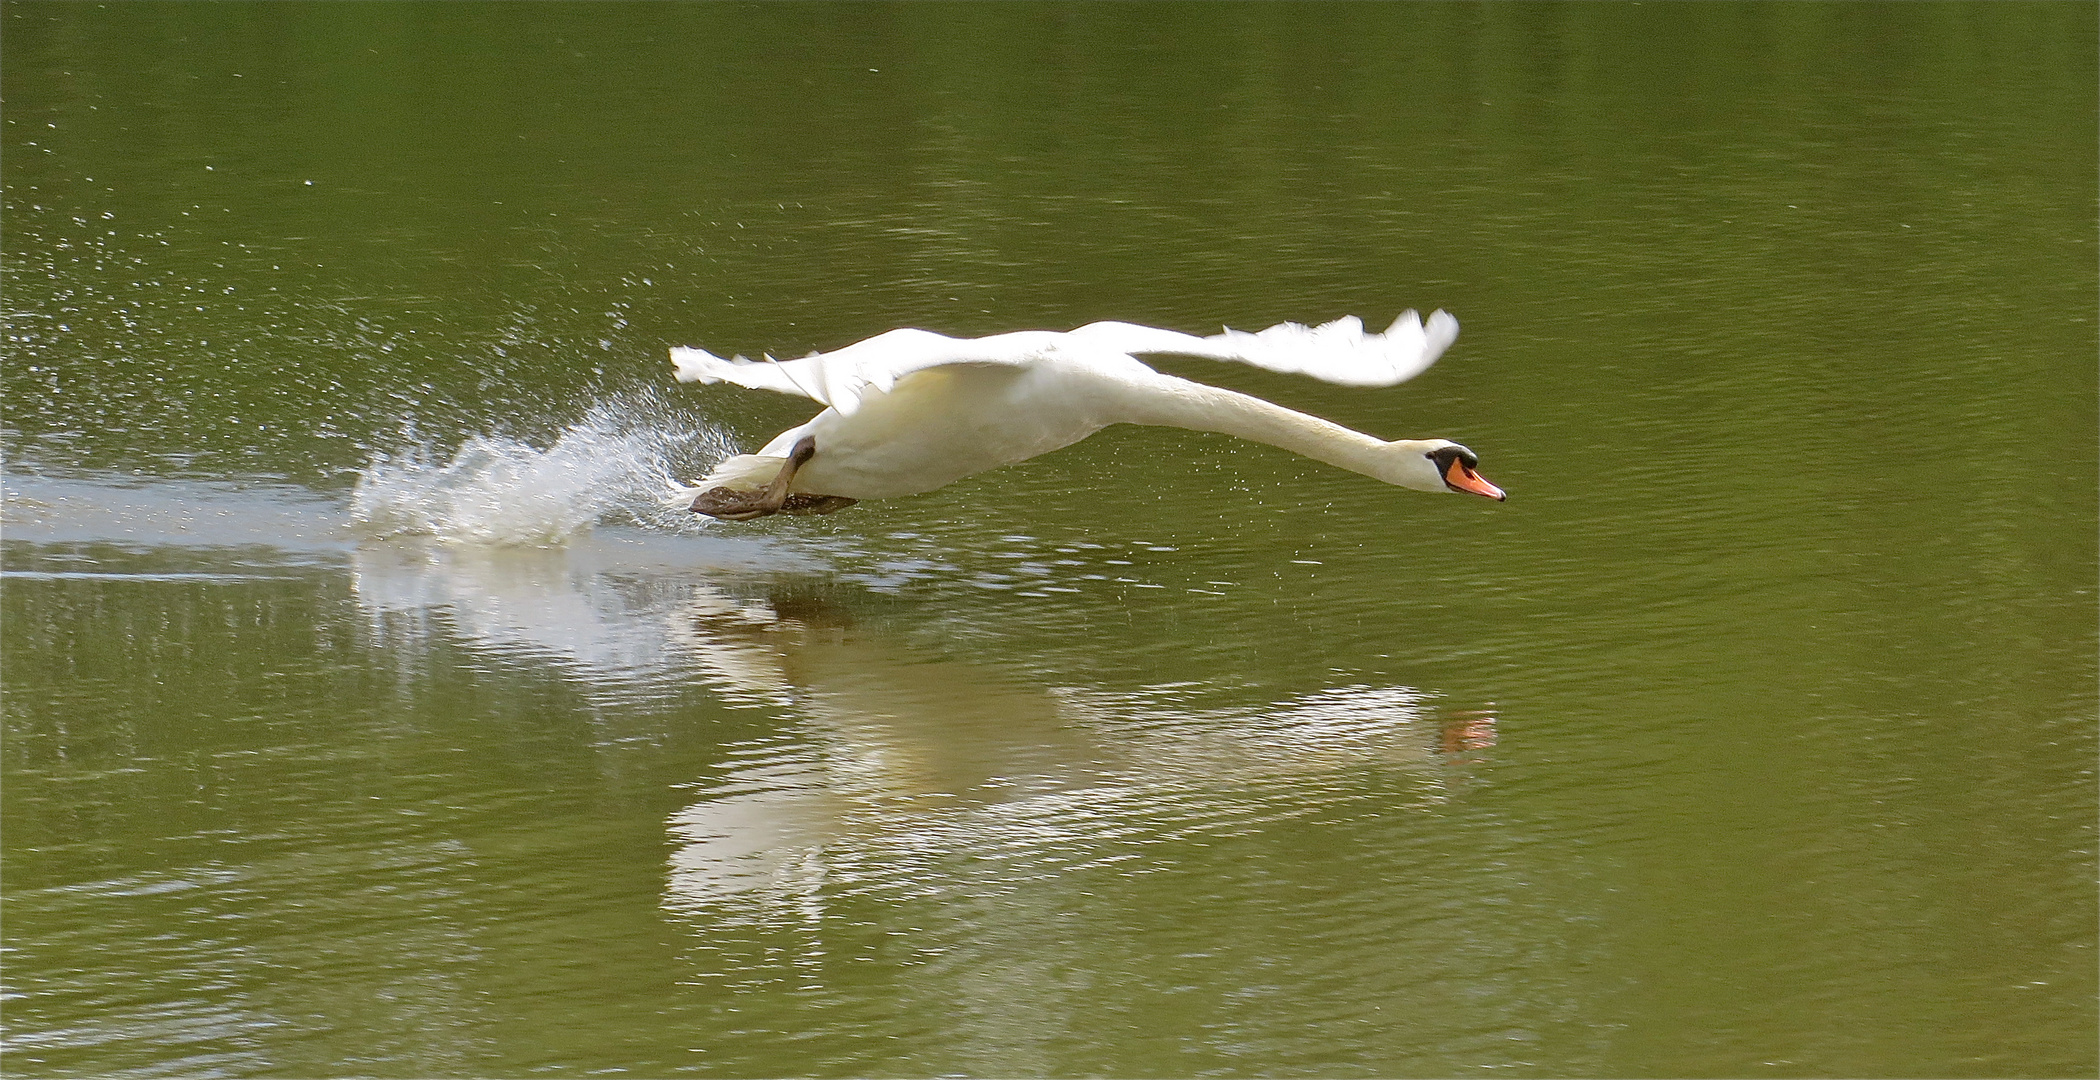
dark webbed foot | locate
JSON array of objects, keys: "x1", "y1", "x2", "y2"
[
  {"x1": 688, "y1": 487, "x2": 781, "y2": 521},
  {"x1": 688, "y1": 489, "x2": 857, "y2": 520},
  {"x1": 687, "y1": 435, "x2": 855, "y2": 521}
]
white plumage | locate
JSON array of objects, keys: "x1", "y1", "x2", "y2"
[{"x1": 667, "y1": 310, "x2": 1503, "y2": 519}]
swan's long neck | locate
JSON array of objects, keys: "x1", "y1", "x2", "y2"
[{"x1": 1111, "y1": 373, "x2": 1415, "y2": 487}]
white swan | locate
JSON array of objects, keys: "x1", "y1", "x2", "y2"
[{"x1": 666, "y1": 310, "x2": 1504, "y2": 520}]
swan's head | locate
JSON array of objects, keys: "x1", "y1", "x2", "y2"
[{"x1": 1394, "y1": 440, "x2": 1506, "y2": 501}]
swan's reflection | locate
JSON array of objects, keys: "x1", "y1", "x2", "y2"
[
  {"x1": 661, "y1": 596, "x2": 1497, "y2": 926},
  {"x1": 343, "y1": 532, "x2": 1495, "y2": 927}
]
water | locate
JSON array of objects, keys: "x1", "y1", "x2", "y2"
[{"x1": 5, "y1": 4, "x2": 2094, "y2": 1077}]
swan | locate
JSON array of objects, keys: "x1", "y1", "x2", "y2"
[{"x1": 666, "y1": 310, "x2": 1504, "y2": 520}]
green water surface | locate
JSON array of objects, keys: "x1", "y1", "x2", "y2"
[{"x1": 4, "y1": 4, "x2": 2094, "y2": 1077}]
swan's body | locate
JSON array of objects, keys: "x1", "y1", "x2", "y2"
[{"x1": 667, "y1": 311, "x2": 1504, "y2": 519}]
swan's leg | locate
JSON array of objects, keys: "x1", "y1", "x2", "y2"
[{"x1": 689, "y1": 436, "x2": 819, "y2": 521}]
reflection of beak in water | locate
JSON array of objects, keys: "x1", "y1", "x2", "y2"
[
  {"x1": 1439, "y1": 708, "x2": 1499, "y2": 759},
  {"x1": 665, "y1": 589, "x2": 1498, "y2": 923}
]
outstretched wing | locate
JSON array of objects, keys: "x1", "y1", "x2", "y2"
[
  {"x1": 670, "y1": 327, "x2": 1058, "y2": 415},
  {"x1": 1065, "y1": 309, "x2": 1459, "y2": 387},
  {"x1": 669, "y1": 309, "x2": 1459, "y2": 414}
]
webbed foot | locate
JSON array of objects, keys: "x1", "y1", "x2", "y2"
[
  {"x1": 688, "y1": 487, "x2": 780, "y2": 521},
  {"x1": 687, "y1": 435, "x2": 851, "y2": 521},
  {"x1": 688, "y1": 489, "x2": 858, "y2": 520}
]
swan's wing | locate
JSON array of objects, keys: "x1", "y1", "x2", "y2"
[
  {"x1": 670, "y1": 310, "x2": 1457, "y2": 412},
  {"x1": 1066, "y1": 309, "x2": 1460, "y2": 387},
  {"x1": 671, "y1": 327, "x2": 1052, "y2": 415}
]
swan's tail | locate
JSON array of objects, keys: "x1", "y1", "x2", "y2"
[{"x1": 661, "y1": 453, "x2": 788, "y2": 507}]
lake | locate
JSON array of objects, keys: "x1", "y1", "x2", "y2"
[{"x1": 4, "y1": 3, "x2": 2094, "y2": 1077}]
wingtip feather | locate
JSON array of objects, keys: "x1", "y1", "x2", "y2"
[
  {"x1": 669, "y1": 345, "x2": 730, "y2": 383},
  {"x1": 1422, "y1": 309, "x2": 1460, "y2": 357}
]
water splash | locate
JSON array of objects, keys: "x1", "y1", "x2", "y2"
[{"x1": 349, "y1": 396, "x2": 736, "y2": 546}]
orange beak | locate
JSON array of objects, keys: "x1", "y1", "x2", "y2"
[{"x1": 1444, "y1": 457, "x2": 1507, "y2": 501}]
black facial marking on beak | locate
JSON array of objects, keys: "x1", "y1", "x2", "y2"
[
  {"x1": 1428, "y1": 444, "x2": 1506, "y2": 501},
  {"x1": 1428, "y1": 445, "x2": 1479, "y2": 472}
]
